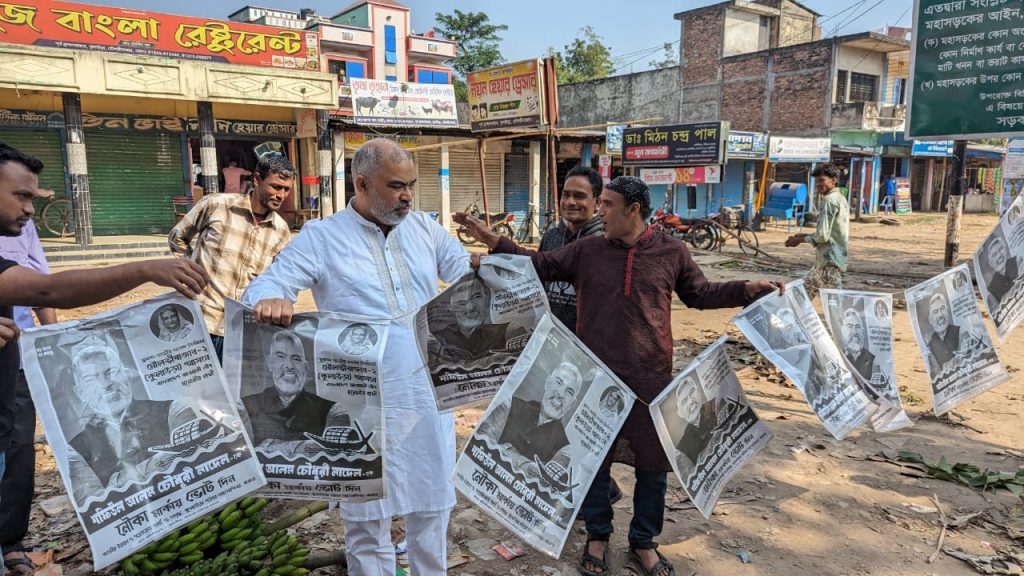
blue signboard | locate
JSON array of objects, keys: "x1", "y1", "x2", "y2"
[
  {"x1": 726, "y1": 131, "x2": 768, "y2": 160},
  {"x1": 911, "y1": 140, "x2": 954, "y2": 157}
]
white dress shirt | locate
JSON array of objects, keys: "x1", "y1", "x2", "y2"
[{"x1": 243, "y1": 205, "x2": 469, "y2": 521}]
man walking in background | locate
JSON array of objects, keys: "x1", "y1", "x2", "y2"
[{"x1": 785, "y1": 163, "x2": 849, "y2": 300}]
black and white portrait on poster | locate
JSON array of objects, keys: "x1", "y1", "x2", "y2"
[
  {"x1": 650, "y1": 337, "x2": 771, "y2": 519},
  {"x1": 223, "y1": 299, "x2": 388, "y2": 502},
  {"x1": 20, "y1": 295, "x2": 264, "y2": 570},
  {"x1": 906, "y1": 265, "x2": 1009, "y2": 415},
  {"x1": 733, "y1": 280, "x2": 875, "y2": 440},
  {"x1": 416, "y1": 254, "x2": 549, "y2": 411},
  {"x1": 974, "y1": 193, "x2": 1024, "y2": 341},
  {"x1": 452, "y1": 313, "x2": 634, "y2": 557},
  {"x1": 821, "y1": 290, "x2": 911, "y2": 432}
]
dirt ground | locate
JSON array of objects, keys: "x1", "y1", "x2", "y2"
[{"x1": 27, "y1": 211, "x2": 1024, "y2": 576}]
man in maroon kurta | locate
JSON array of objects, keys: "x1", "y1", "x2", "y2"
[{"x1": 455, "y1": 176, "x2": 780, "y2": 576}]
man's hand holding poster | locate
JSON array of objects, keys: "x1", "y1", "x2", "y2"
[
  {"x1": 416, "y1": 254, "x2": 549, "y2": 411},
  {"x1": 223, "y1": 300, "x2": 388, "y2": 502},
  {"x1": 20, "y1": 295, "x2": 264, "y2": 569}
]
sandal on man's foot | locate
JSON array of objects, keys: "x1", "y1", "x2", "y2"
[
  {"x1": 578, "y1": 538, "x2": 610, "y2": 576},
  {"x1": 629, "y1": 547, "x2": 675, "y2": 576},
  {"x1": 4, "y1": 550, "x2": 36, "y2": 576}
]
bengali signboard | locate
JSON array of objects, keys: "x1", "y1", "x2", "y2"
[
  {"x1": 0, "y1": 0, "x2": 320, "y2": 70},
  {"x1": 911, "y1": 140, "x2": 955, "y2": 156},
  {"x1": 350, "y1": 79, "x2": 458, "y2": 128},
  {"x1": 467, "y1": 59, "x2": 545, "y2": 131},
  {"x1": 622, "y1": 122, "x2": 728, "y2": 167},
  {"x1": 0, "y1": 109, "x2": 296, "y2": 137},
  {"x1": 767, "y1": 136, "x2": 831, "y2": 163},
  {"x1": 895, "y1": 177, "x2": 913, "y2": 214},
  {"x1": 639, "y1": 166, "x2": 721, "y2": 185},
  {"x1": 726, "y1": 131, "x2": 769, "y2": 160},
  {"x1": 908, "y1": 0, "x2": 1024, "y2": 138},
  {"x1": 606, "y1": 125, "x2": 624, "y2": 155}
]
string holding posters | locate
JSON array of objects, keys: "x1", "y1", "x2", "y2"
[
  {"x1": 974, "y1": 193, "x2": 1024, "y2": 342},
  {"x1": 416, "y1": 254, "x2": 549, "y2": 412},
  {"x1": 20, "y1": 296, "x2": 264, "y2": 569},
  {"x1": 733, "y1": 280, "x2": 875, "y2": 439},
  {"x1": 821, "y1": 290, "x2": 912, "y2": 432},
  {"x1": 223, "y1": 300, "x2": 387, "y2": 502},
  {"x1": 649, "y1": 336, "x2": 772, "y2": 519},
  {"x1": 452, "y1": 313, "x2": 634, "y2": 557},
  {"x1": 905, "y1": 265, "x2": 1009, "y2": 415}
]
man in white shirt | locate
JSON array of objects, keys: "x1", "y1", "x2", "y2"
[{"x1": 243, "y1": 138, "x2": 469, "y2": 576}]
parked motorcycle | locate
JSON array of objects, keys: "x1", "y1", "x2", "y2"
[
  {"x1": 457, "y1": 200, "x2": 515, "y2": 245},
  {"x1": 651, "y1": 209, "x2": 716, "y2": 250}
]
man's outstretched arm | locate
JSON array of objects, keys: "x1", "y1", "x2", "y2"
[{"x1": 0, "y1": 259, "x2": 209, "y2": 309}]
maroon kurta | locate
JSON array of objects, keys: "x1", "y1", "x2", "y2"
[{"x1": 494, "y1": 227, "x2": 749, "y2": 471}]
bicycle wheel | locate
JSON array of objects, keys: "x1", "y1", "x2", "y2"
[
  {"x1": 42, "y1": 198, "x2": 74, "y2": 237},
  {"x1": 495, "y1": 223, "x2": 514, "y2": 240},
  {"x1": 737, "y1": 226, "x2": 759, "y2": 256},
  {"x1": 456, "y1": 229, "x2": 477, "y2": 245}
]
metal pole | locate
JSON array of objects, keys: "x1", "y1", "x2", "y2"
[
  {"x1": 61, "y1": 93, "x2": 93, "y2": 245},
  {"x1": 316, "y1": 110, "x2": 332, "y2": 217},
  {"x1": 197, "y1": 102, "x2": 219, "y2": 195},
  {"x1": 944, "y1": 140, "x2": 968, "y2": 267},
  {"x1": 478, "y1": 139, "x2": 491, "y2": 227}
]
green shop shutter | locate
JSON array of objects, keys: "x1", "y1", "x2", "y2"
[
  {"x1": 84, "y1": 131, "x2": 184, "y2": 235},
  {"x1": 0, "y1": 128, "x2": 66, "y2": 194}
]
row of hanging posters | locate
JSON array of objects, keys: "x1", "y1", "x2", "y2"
[{"x1": 21, "y1": 213, "x2": 1024, "y2": 565}]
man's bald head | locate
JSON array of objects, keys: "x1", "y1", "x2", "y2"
[{"x1": 352, "y1": 138, "x2": 413, "y2": 180}]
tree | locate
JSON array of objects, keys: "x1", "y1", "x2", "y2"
[
  {"x1": 649, "y1": 42, "x2": 678, "y2": 70},
  {"x1": 550, "y1": 26, "x2": 615, "y2": 85},
  {"x1": 434, "y1": 9, "x2": 508, "y2": 100}
]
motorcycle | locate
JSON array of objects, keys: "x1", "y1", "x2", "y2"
[
  {"x1": 457, "y1": 200, "x2": 515, "y2": 245},
  {"x1": 651, "y1": 209, "x2": 716, "y2": 250}
]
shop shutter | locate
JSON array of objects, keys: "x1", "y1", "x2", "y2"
[
  {"x1": 85, "y1": 131, "x2": 185, "y2": 235},
  {"x1": 416, "y1": 148, "x2": 441, "y2": 215},
  {"x1": 0, "y1": 129, "x2": 67, "y2": 231},
  {"x1": 721, "y1": 160, "x2": 747, "y2": 209},
  {"x1": 448, "y1": 147, "x2": 502, "y2": 233},
  {"x1": 503, "y1": 153, "x2": 529, "y2": 226}
]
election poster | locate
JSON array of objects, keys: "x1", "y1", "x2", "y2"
[
  {"x1": 974, "y1": 193, "x2": 1024, "y2": 341},
  {"x1": 223, "y1": 300, "x2": 388, "y2": 502},
  {"x1": 453, "y1": 313, "x2": 634, "y2": 557},
  {"x1": 20, "y1": 295, "x2": 264, "y2": 569}
]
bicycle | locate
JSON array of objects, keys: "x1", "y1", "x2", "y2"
[
  {"x1": 514, "y1": 202, "x2": 556, "y2": 243},
  {"x1": 707, "y1": 209, "x2": 760, "y2": 257},
  {"x1": 33, "y1": 189, "x2": 75, "y2": 238}
]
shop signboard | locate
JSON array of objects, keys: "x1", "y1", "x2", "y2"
[
  {"x1": 911, "y1": 140, "x2": 955, "y2": 157},
  {"x1": 622, "y1": 122, "x2": 727, "y2": 167},
  {"x1": 640, "y1": 166, "x2": 721, "y2": 185},
  {"x1": 908, "y1": 0, "x2": 1024, "y2": 138},
  {"x1": 0, "y1": 109, "x2": 296, "y2": 137},
  {"x1": 606, "y1": 125, "x2": 624, "y2": 155},
  {"x1": 343, "y1": 132, "x2": 420, "y2": 149},
  {"x1": 767, "y1": 136, "x2": 831, "y2": 163},
  {"x1": 1003, "y1": 137, "x2": 1024, "y2": 179},
  {"x1": 896, "y1": 177, "x2": 912, "y2": 214},
  {"x1": 598, "y1": 155, "x2": 612, "y2": 183},
  {"x1": 350, "y1": 79, "x2": 458, "y2": 128},
  {"x1": 0, "y1": 0, "x2": 320, "y2": 70},
  {"x1": 726, "y1": 131, "x2": 768, "y2": 160},
  {"x1": 467, "y1": 59, "x2": 545, "y2": 131}
]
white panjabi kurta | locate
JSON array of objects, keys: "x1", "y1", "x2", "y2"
[{"x1": 242, "y1": 205, "x2": 470, "y2": 521}]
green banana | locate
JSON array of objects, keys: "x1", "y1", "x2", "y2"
[
  {"x1": 121, "y1": 558, "x2": 140, "y2": 576},
  {"x1": 272, "y1": 566, "x2": 295, "y2": 576}
]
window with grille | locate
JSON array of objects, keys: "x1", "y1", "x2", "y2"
[
  {"x1": 835, "y1": 70, "x2": 849, "y2": 104},
  {"x1": 849, "y1": 72, "x2": 878, "y2": 102}
]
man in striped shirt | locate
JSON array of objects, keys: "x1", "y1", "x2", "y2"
[{"x1": 169, "y1": 153, "x2": 294, "y2": 359}]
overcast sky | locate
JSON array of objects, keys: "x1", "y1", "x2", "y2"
[{"x1": 86, "y1": 0, "x2": 914, "y2": 75}]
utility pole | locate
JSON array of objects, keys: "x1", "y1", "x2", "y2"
[{"x1": 943, "y1": 140, "x2": 968, "y2": 267}]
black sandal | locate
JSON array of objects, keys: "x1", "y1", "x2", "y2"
[
  {"x1": 629, "y1": 547, "x2": 675, "y2": 576},
  {"x1": 3, "y1": 550, "x2": 35, "y2": 576},
  {"x1": 578, "y1": 537, "x2": 610, "y2": 576}
]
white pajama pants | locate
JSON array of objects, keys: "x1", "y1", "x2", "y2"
[{"x1": 342, "y1": 509, "x2": 450, "y2": 576}]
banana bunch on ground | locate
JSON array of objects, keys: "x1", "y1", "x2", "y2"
[{"x1": 119, "y1": 496, "x2": 307, "y2": 576}]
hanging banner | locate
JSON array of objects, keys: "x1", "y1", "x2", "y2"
[
  {"x1": 223, "y1": 300, "x2": 388, "y2": 501},
  {"x1": 20, "y1": 295, "x2": 264, "y2": 569},
  {"x1": 452, "y1": 314, "x2": 634, "y2": 557},
  {"x1": 767, "y1": 136, "x2": 831, "y2": 163},
  {"x1": 905, "y1": 264, "x2": 1010, "y2": 415},
  {"x1": 821, "y1": 290, "x2": 912, "y2": 432},
  {"x1": 726, "y1": 131, "x2": 768, "y2": 160},
  {"x1": 622, "y1": 122, "x2": 728, "y2": 167},
  {"x1": 597, "y1": 154, "x2": 612, "y2": 184},
  {"x1": 733, "y1": 280, "x2": 875, "y2": 440},
  {"x1": 650, "y1": 337, "x2": 771, "y2": 519},
  {"x1": 895, "y1": 177, "x2": 912, "y2": 215},
  {"x1": 974, "y1": 194, "x2": 1024, "y2": 342},
  {"x1": 467, "y1": 59, "x2": 545, "y2": 131},
  {"x1": 0, "y1": 0, "x2": 320, "y2": 70},
  {"x1": 606, "y1": 125, "x2": 624, "y2": 155},
  {"x1": 349, "y1": 79, "x2": 458, "y2": 128},
  {"x1": 416, "y1": 255, "x2": 550, "y2": 412},
  {"x1": 639, "y1": 166, "x2": 721, "y2": 185}
]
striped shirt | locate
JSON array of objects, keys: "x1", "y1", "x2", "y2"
[{"x1": 169, "y1": 193, "x2": 291, "y2": 335}]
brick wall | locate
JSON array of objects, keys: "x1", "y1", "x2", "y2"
[
  {"x1": 722, "y1": 79, "x2": 768, "y2": 131},
  {"x1": 770, "y1": 67, "x2": 830, "y2": 134},
  {"x1": 682, "y1": 7, "x2": 723, "y2": 85}
]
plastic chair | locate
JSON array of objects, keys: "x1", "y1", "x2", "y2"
[{"x1": 880, "y1": 195, "x2": 894, "y2": 216}]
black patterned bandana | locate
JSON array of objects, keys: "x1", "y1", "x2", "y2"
[{"x1": 605, "y1": 176, "x2": 650, "y2": 212}]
